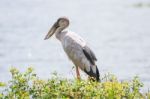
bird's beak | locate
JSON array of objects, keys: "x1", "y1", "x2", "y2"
[{"x1": 44, "y1": 22, "x2": 58, "y2": 40}]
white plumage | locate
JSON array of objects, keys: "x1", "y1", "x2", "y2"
[{"x1": 44, "y1": 17, "x2": 100, "y2": 81}]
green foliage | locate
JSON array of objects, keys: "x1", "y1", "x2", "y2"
[
  {"x1": 0, "y1": 67, "x2": 149, "y2": 99},
  {"x1": 133, "y1": 3, "x2": 150, "y2": 8}
]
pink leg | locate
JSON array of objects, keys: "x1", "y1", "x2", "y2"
[{"x1": 76, "y1": 66, "x2": 80, "y2": 80}]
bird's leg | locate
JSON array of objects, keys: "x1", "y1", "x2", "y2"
[{"x1": 76, "y1": 66, "x2": 81, "y2": 80}]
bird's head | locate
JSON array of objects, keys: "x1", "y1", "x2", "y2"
[{"x1": 44, "y1": 17, "x2": 69, "y2": 40}]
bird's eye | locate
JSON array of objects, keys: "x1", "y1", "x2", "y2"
[
  {"x1": 59, "y1": 20, "x2": 66, "y2": 26},
  {"x1": 62, "y1": 20, "x2": 65, "y2": 23}
]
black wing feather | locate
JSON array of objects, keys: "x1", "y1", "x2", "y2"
[
  {"x1": 82, "y1": 46, "x2": 100, "y2": 81},
  {"x1": 82, "y1": 46, "x2": 97, "y2": 65}
]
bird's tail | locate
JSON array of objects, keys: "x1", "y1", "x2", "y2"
[
  {"x1": 84, "y1": 66, "x2": 100, "y2": 82},
  {"x1": 95, "y1": 66, "x2": 100, "y2": 81}
]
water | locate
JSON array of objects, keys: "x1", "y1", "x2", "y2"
[{"x1": 0, "y1": 0, "x2": 150, "y2": 90}]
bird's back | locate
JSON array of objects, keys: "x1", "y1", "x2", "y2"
[{"x1": 64, "y1": 31, "x2": 86, "y2": 46}]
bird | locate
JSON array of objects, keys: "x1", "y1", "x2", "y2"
[{"x1": 44, "y1": 17, "x2": 100, "y2": 81}]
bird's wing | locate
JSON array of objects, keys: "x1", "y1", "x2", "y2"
[{"x1": 82, "y1": 46, "x2": 97, "y2": 65}]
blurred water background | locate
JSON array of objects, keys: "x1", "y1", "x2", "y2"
[{"x1": 0, "y1": 0, "x2": 150, "y2": 91}]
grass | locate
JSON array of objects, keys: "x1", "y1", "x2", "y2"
[{"x1": 0, "y1": 67, "x2": 150, "y2": 99}]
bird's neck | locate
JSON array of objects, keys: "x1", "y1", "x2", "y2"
[{"x1": 55, "y1": 29, "x2": 68, "y2": 41}]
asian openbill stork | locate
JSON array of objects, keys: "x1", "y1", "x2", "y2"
[{"x1": 44, "y1": 17, "x2": 100, "y2": 81}]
